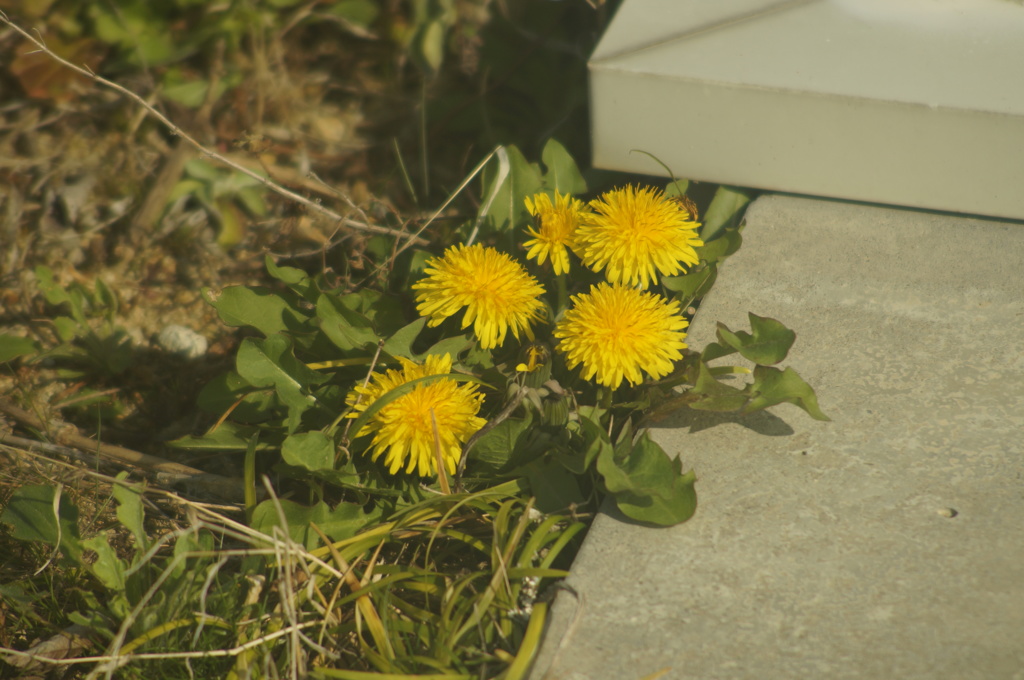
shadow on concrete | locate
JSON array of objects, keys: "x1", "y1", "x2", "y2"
[{"x1": 649, "y1": 406, "x2": 794, "y2": 437}]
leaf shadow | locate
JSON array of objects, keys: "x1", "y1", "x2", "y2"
[{"x1": 649, "y1": 406, "x2": 795, "y2": 437}]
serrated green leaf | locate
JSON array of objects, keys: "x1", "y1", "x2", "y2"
[
  {"x1": 524, "y1": 457, "x2": 585, "y2": 514},
  {"x1": 206, "y1": 286, "x2": 308, "y2": 337},
  {"x1": 688, "y1": 361, "x2": 748, "y2": 412},
  {"x1": 746, "y1": 366, "x2": 830, "y2": 421},
  {"x1": 236, "y1": 334, "x2": 326, "y2": 433},
  {"x1": 698, "y1": 227, "x2": 742, "y2": 265},
  {"x1": 265, "y1": 254, "x2": 309, "y2": 286},
  {"x1": 281, "y1": 431, "x2": 335, "y2": 472},
  {"x1": 596, "y1": 430, "x2": 697, "y2": 526},
  {"x1": 1, "y1": 485, "x2": 83, "y2": 562},
  {"x1": 662, "y1": 265, "x2": 716, "y2": 303},
  {"x1": 425, "y1": 333, "x2": 474, "y2": 362},
  {"x1": 540, "y1": 138, "x2": 586, "y2": 195},
  {"x1": 382, "y1": 318, "x2": 427, "y2": 360},
  {"x1": 317, "y1": 293, "x2": 379, "y2": 352},
  {"x1": 663, "y1": 178, "x2": 690, "y2": 199},
  {"x1": 700, "y1": 340, "x2": 738, "y2": 363},
  {"x1": 469, "y1": 414, "x2": 532, "y2": 472},
  {"x1": 80, "y1": 533, "x2": 127, "y2": 591},
  {"x1": 560, "y1": 415, "x2": 612, "y2": 475},
  {"x1": 701, "y1": 185, "x2": 754, "y2": 242},
  {"x1": 716, "y1": 313, "x2": 796, "y2": 365}
]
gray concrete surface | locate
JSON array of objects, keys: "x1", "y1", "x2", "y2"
[{"x1": 530, "y1": 195, "x2": 1024, "y2": 680}]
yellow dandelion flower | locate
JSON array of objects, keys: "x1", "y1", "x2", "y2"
[
  {"x1": 554, "y1": 283, "x2": 689, "y2": 389},
  {"x1": 346, "y1": 354, "x2": 486, "y2": 477},
  {"x1": 413, "y1": 243, "x2": 546, "y2": 349},
  {"x1": 576, "y1": 185, "x2": 704, "y2": 289},
  {"x1": 523, "y1": 191, "x2": 588, "y2": 275}
]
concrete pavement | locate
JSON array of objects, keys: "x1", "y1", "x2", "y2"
[{"x1": 529, "y1": 194, "x2": 1024, "y2": 680}]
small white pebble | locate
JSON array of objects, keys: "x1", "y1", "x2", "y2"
[
  {"x1": 936, "y1": 507, "x2": 959, "y2": 518},
  {"x1": 157, "y1": 324, "x2": 208, "y2": 360}
]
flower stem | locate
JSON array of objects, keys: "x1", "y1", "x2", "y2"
[{"x1": 555, "y1": 272, "x2": 570, "y2": 316}]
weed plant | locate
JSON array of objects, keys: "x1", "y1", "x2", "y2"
[{"x1": 0, "y1": 1, "x2": 827, "y2": 678}]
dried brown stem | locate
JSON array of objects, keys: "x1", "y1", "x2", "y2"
[{"x1": 0, "y1": 399, "x2": 246, "y2": 502}]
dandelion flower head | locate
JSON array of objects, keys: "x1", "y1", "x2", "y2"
[
  {"x1": 554, "y1": 283, "x2": 688, "y2": 389},
  {"x1": 523, "y1": 191, "x2": 588, "y2": 275},
  {"x1": 576, "y1": 185, "x2": 703, "y2": 289},
  {"x1": 346, "y1": 354, "x2": 486, "y2": 477},
  {"x1": 413, "y1": 244, "x2": 546, "y2": 349}
]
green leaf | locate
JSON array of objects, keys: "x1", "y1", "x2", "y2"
[
  {"x1": 161, "y1": 78, "x2": 214, "y2": 108},
  {"x1": 469, "y1": 414, "x2": 532, "y2": 472},
  {"x1": 265, "y1": 254, "x2": 309, "y2": 287},
  {"x1": 251, "y1": 499, "x2": 373, "y2": 550},
  {"x1": 701, "y1": 185, "x2": 754, "y2": 242},
  {"x1": 88, "y1": 4, "x2": 177, "y2": 65},
  {"x1": 746, "y1": 366, "x2": 830, "y2": 421},
  {"x1": 560, "y1": 415, "x2": 612, "y2": 475},
  {"x1": 381, "y1": 318, "x2": 426, "y2": 359},
  {"x1": 52, "y1": 317, "x2": 79, "y2": 343},
  {"x1": 264, "y1": 255, "x2": 319, "y2": 303},
  {"x1": 168, "y1": 421, "x2": 270, "y2": 451},
  {"x1": 80, "y1": 533, "x2": 127, "y2": 591},
  {"x1": 0, "y1": 334, "x2": 39, "y2": 363},
  {"x1": 479, "y1": 145, "x2": 543, "y2": 233},
  {"x1": 281, "y1": 431, "x2": 335, "y2": 472},
  {"x1": 113, "y1": 473, "x2": 148, "y2": 553},
  {"x1": 524, "y1": 457, "x2": 585, "y2": 514},
  {"x1": 184, "y1": 158, "x2": 222, "y2": 182},
  {"x1": 236, "y1": 334, "x2": 325, "y2": 433},
  {"x1": 663, "y1": 178, "x2": 690, "y2": 199},
  {"x1": 317, "y1": 293, "x2": 379, "y2": 352},
  {"x1": 1, "y1": 485, "x2": 83, "y2": 562},
  {"x1": 688, "y1": 361, "x2": 748, "y2": 412},
  {"x1": 716, "y1": 313, "x2": 796, "y2": 366},
  {"x1": 92, "y1": 276, "x2": 118, "y2": 319},
  {"x1": 540, "y1": 138, "x2": 586, "y2": 195},
  {"x1": 425, "y1": 333, "x2": 474, "y2": 362},
  {"x1": 205, "y1": 286, "x2": 307, "y2": 337},
  {"x1": 35, "y1": 266, "x2": 86, "y2": 325},
  {"x1": 662, "y1": 266, "x2": 716, "y2": 304},
  {"x1": 596, "y1": 431, "x2": 697, "y2": 526},
  {"x1": 328, "y1": 0, "x2": 379, "y2": 27},
  {"x1": 697, "y1": 227, "x2": 742, "y2": 265},
  {"x1": 412, "y1": 18, "x2": 446, "y2": 73},
  {"x1": 236, "y1": 185, "x2": 268, "y2": 217}
]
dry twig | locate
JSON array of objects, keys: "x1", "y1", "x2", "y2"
[{"x1": 0, "y1": 399, "x2": 246, "y2": 502}]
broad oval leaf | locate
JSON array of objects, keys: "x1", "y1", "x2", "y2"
[{"x1": 282, "y1": 431, "x2": 335, "y2": 472}]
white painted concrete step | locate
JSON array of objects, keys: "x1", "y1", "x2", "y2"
[{"x1": 530, "y1": 195, "x2": 1024, "y2": 680}]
